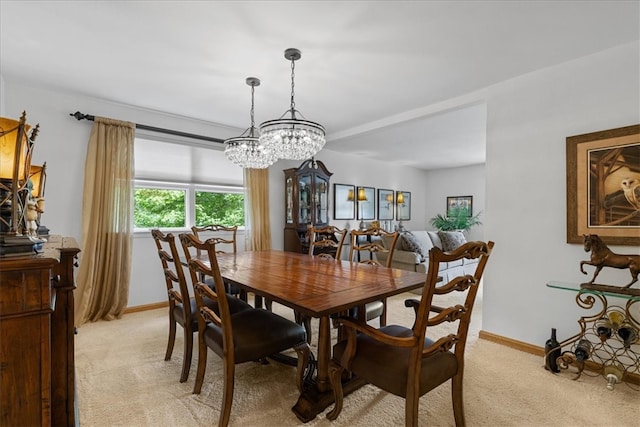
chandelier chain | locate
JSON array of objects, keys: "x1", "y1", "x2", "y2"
[
  {"x1": 290, "y1": 58, "x2": 296, "y2": 113},
  {"x1": 250, "y1": 83, "x2": 255, "y2": 129}
]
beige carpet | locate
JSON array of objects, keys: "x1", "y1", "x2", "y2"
[{"x1": 76, "y1": 292, "x2": 639, "y2": 426}]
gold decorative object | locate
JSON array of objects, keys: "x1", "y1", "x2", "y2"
[{"x1": 0, "y1": 112, "x2": 44, "y2": 255}]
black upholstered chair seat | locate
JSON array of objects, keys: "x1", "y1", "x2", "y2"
[
  {"x1": 174, "y1": 296, "x2": 252, "y2": 330},
  {"x1": 204, "y1": 308, "x2": 308, "y2": 364},
  {"x1": 204, "y1": 276, "x2": 243, "y2": 299},
  {"x1": 333, "y1": 324, "x2": 458, "y2": 398}
]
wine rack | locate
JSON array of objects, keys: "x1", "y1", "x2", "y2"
[{"x1": 545, "y1": 282, "x2": 640, "y2": 391}]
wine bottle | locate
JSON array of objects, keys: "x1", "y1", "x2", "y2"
[
  {"x1": 603, "y1": 363, "x2": 624, "y2": 391},
  {"x1": 544, "y1": 328, "x2": 561, "y2": 373},
  {"x1": 575, "y1": 339, "x2": 591, "y2": 364},
  {"x1": 608, "y1": 311, "x2": 624, "y2": 329},
  {"x1": 595, "y1": 318, "x2": 612, "y2": 342},
  {"x1": 617, "y1": 323, "x2": 638, "y2": 348}
]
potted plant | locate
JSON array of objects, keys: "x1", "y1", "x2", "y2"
[{"x1": 430, "y1": 206, "x2": 482, "y2": 233}]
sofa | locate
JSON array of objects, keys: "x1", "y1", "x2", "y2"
[{"x1": 377, "y1": 230, "x2": 480, "y2": 282}]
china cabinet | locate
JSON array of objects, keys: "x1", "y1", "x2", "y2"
[{"x1": 283, "y1": 159, "x2": 332, "y2": 253}]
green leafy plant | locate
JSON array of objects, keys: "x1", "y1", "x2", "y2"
[{"x1": 430, "y1": 206, "x2": 482, "y2": 232}]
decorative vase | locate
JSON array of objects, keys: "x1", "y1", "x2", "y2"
[{"x1": 544, "y1": 328, "x2": 561, "y2": 373}]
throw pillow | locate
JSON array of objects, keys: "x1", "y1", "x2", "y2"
[
  {"x1": 401, "y1": 231, "x2": 428, "y2": 261},
  {"x1": 438, "y1": 231, "x2": 467, "y2": 251}
]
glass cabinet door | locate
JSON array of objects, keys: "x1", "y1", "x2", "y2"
[
  {"x1": 315, "y1": 176, "x2": 329, "y2": 224},
  {"x1": 298, "y1": 175, "x2": 312, "y2": 225},
  {"x1": 285, "y1": 176, "x2": 294, "y2": 224}
]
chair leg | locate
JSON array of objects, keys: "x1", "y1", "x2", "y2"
[
  {"x1": 452, "y1": 373, "x2": 465, "y2": 427},
  {"x1": 405, "y1": 388, "x2": 419, "y2": 427},
  {"x1": 180, "y1": 327, "x2": 193, "y2": 383},
  {"x1": 326, "y1": 361, "x2": 344, "y2": 421},
  {"x1": 219, "y1": 359, "x2": 235, "y2": 427},
  {"x1": 380, "y1": 298, "x2": 387, "y2": 327},
  {"x1": 165, "y1": 313, "x2": 176, "y2": 361},
  {"x1": 293, "y1": 342, "x2": 311, "y2": 392},
  {"x1": 192, "y1": 333, "x2": 208, "y2": 394}
]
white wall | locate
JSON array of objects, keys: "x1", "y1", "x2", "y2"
[
  {"x1": 423, "y1": 164, "x2": 485, "y2": 242},
  {"x1": 483, "y1": 41, "x2": 640, "y2": 346}
]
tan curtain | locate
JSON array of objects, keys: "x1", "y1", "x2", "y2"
[
  {"x1": 75, "y1": 117, "x2": 135, "y2": 326},
  {"x1": 244, "y1": 168, "x2": 271, "y2": 251}
]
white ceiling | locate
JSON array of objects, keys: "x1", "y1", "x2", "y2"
[{"x1": 1, "y1": 1, "x2": 638, "y2": 170}]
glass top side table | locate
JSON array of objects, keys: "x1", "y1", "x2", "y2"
[{"x1": 545, "y1": 281, "x2": 639, "y2": 390}]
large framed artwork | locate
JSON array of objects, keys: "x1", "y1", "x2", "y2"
[
  {"x1": 446, "y1": 195, "x2": 473, "y2": 217},
  {"x1": 357, "y1": 186, "x2": 376, "y2": 220},
  {"x1": 396, "y1": 191, "x2": 411, "y2": 220},
  {"x1": 566, "y1": 124, "x2": 639, "y2": 245},
  {"x1": 333, "y1": 184, "x2": 355, "y2": 220},
  {"x1": 377, "y1": 189, "x2": 394, "y2": 220}
]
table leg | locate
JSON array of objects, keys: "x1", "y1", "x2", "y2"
[
  {"x1": 316, "y1": 316, "x2": 330, "y2": 392},
  {"x1": 291, "y1": 315, "x2": 367, "y2": 423}
]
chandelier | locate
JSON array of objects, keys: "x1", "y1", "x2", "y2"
[
  {"x1": 259, "y1": 48, "x2": 326, "y2": 161},
  {"x1": 224, "y1": 77, "x2": 275, "y2": 169}
]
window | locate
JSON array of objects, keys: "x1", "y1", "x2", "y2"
[
  {"x1": 134, "y1": 181, "x2": 244, "y2": 230},
  {"x1": 134, "y1": 186, "x2": 186, "y2": 228},
  {"x1": 194, "y1": 190, "x2": 244, "y2": 226},
  {"x1": 133, "y1": 136, "x2": 245, "y2": 231}
]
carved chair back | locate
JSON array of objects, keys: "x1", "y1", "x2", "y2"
[
  {"x1": 329, "y1": 240, "x2": 494, "y2": 426},
  {"x1": 349, "y1": 228, "x2": 399, "y2": 267},
  {"x1": 308, "y1": 224, "x2": 347, "y2": 260}
]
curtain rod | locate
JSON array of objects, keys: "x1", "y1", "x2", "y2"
[{"x1": 69, "y1": 111, "x2": 225, "y2": 144}]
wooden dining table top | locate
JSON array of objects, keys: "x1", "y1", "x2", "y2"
[{"x1": 214, "y1": 250, "x2": 428, "y2": 317}]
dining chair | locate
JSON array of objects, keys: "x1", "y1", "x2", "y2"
[
  {"x1": 191, "y1": 224, "x2": 247, "y2": 302},
  {"x1": 151, "y1": 229, "x2": 252, "y2": 383},
  {"x1": 179, "y1": 233, "x2": 311, "y2": 427},
  {"x1": 191, "y1": 224, "x2": 238, "y2": 254},
  {"x1": 328, "y1": 240, "x2": 494, "y2": 427},
  {"x1": 295, "y1": 224, "x2": 349, "y2": 342},
  {"x1": 348, "y1": 228, "x2": 400, "y2": 326},
  {"x1": 307, "y1": 224, "x2": 347, "y2": 260}
]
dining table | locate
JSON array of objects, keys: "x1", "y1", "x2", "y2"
[{"x1": 211, "y1": 249, "x2": 428, "y2": 422}]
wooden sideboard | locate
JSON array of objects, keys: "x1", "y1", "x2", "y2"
[{"x1": 0, "y1": 236, "x2": 80, "y2": 426}]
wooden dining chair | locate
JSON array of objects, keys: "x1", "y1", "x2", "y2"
[
  {"x1": 293, "y1": 224, "x2": 349, "y2": 341},
  {"x1": 150, "y1": 229, "x2": 252, "y2": 383},
  {"x1": 191, "y1": 224, "x2": 238, "y2": 254},
  {"x1": 179, "y1": 233, "x2": 311, "y2": 427},
  {"x1": 307, "y1": 224, "x2": 347, "y2": 260},
  {"x1": 328, "y1": 240, "x2": 494, "y2": 427},
  {"x1": 348, "y1": 228, "x2": 400, "y2": 326},
  {"x1": 191, "y1": 224, "x2": 247, "y2": 302}
]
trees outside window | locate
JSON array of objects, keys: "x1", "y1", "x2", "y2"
[
  {"x1": 195, "y1": 191, "x2": 244, "y2": 227},
  {"x1": 134, "y1": 182, "x2": 244, "y2": 230}
]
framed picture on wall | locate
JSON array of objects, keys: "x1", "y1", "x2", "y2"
[
  {"x1": 357, "y1": 186, "x2": 375, "y2": 220},
  {"x1": 377, "y1": 189, "x2": 394, "y2": 220},
  {"x1": 333, "y1": 184, "x2": 355, "y2": 220},
  {"x1": 446, "y1": 195, "x2": 473, "y2": 217},
  {"x1": 396, "y1": 191, "x2": 411, "y2": 220},
  {"x1": 566, "y1": 124, "x2": 639, "y2": 245}
]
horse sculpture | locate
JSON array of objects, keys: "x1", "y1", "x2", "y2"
[{"x1": 580, "y1": 234, "x2": 640, "y2": 288}]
